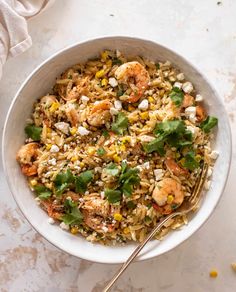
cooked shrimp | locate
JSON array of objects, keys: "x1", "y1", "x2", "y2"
[
  {"x1": 40, "y1": 200, "x2": 64, "y2": 220},
  {"x1": 182, "y1": 94, "x2": 194, "y2": 108},
  {"x1": 16, "y1": 143, "x2": 39, "y2": 176},
  {"x1": 87, "y1": 100, "x2": 112, "y2": 127},
  {"x1": 115, "y1": 61, "x2": 150, "y2": 103},
  {"x1": 196, "y1": 105, "x2": 206, "y2": 122},
  {"x1": 64, "y1": 103, "x2": 80, "y2": 127},
  {"x1": 152, "y1": 178, "x2": 184, "y2": 214},
  {"x1": 165, "y1": 157, "x2": 188, "y2": 176}
]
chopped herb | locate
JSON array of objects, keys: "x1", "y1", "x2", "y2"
[
  {"x1": 154, "y1": 120, "x2": 185, "y2": 136},
  {"x1": 183, "y1": 151, "x2": 199, "y2": 171},
  {"x1": 105, "y1": 188, "x2": 122, "y2": 204},
  {"x1": 111, "y1": 112, "x2": 129, "y2": 135},
  {"x1": 68, "y1": 75, "x2": 72, "y2": 79},
  {"x1": 126, "y1": 201, "x2": 136, "y2": 209},
  {"x1": 33, "y1": 185, "x2": 52, "y2": 200},
  {"x1": 97, "y1": 147, "x2": 106, "y2": 156},
  {"x1": 200, "y1": 116, "x2": 218, "y2": 133},
  {"x1": 105, "y1": 163, "x2": 120, "y2": 176},
  {"x1": 54, "y1": 169, "x2": 74, "y2": 196},
  {"x1": 119, "y1": 163, "x2": 140, "y2": 197},
  {"x1": 169, "y1": 87, "x2": 184, "y2": 107},
  {"x1": 102, "y1": 129, "x2": 110, "y2": 138},
  {"x1": 117, "y1": 85, "x2": 125, "y2": 97},
  {"x1": 25, "y1": 124, "x2": 42, "y2": 141},
  {"x1": 112, "y1": 58, "x2": 122, "y2": 65},
  {"x1": 155, "y1": 63, "x2": 160, "y2": 70},
  {"x1": 62, "y1": 207, "x2": 83, "y2": 225},
  {"x1": 75, "y1": 170, "x2": 93, "y2": 194},
  {"x1": 143, "y1": 136, "x2": 165, "y2": 155},
  {"x1": 144, "y1": 215, "x2": 152, "y2": 223}
]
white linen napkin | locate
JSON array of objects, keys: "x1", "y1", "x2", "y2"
[{"x1": 0, "y1": 0, "x2": 54, "y2": 79}]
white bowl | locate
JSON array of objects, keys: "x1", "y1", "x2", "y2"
[{"x1": 2, "y1": 37, "x2": 231, "y2": 264}]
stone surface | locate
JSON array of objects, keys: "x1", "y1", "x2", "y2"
[{"x1": 0, "y1": 0, "x2": 236, "y2": 291}]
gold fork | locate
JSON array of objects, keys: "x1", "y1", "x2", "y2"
[{"x1": 103, "y1": 162, "x2": 209, "y2": 292}]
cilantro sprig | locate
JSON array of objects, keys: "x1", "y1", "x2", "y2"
[
  {"x1": 62, "y1": 206, "x2": 83, "y2": 225},
  {"x1": 183, "y1": 151, "x2": 200, "y2": 171},
  {"x1": 111, "y1": 112, "x2": 129, "y2": 135},
  {"x1": 143, "y1": 120, "x2": 193, "y2": 155},
  {"x1": 25, "y1": 124, "x2": 42, "y2": 141},
  {"x1": 75, "y1": 170, "x2": 93, "y2": 194},
  {"x1": 33, "y1": 185, "x2": 52, "y2": 200},
  {"x1": 169, "y1": 87, "x2": 184, "y2": 107},
  {"x1": 105, "y1": 163, "x2": 120, "y2": 176},
  {"x1": 200, "y1": 116, "x2": 218, "y2": 133}
]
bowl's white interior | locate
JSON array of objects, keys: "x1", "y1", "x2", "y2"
[{"x1": 2, "y1": 37, "x2": 231, "y2": 264}]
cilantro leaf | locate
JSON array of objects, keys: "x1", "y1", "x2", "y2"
[
  {"x1": 183, "y1": 151, "x2": 199, "y2": 171},
  {"x1": 102, "y1": 129, "x2": 110, "y2": 138},
  {"x1": 62, "y1": 207, "x2": 83, "y2": 225},
  {"x1": 126, "y1": 201, "x2": 136, "y2": 209},
  {"x1": 97, "y1": 147, "x2": 106, "y2": 156},
  {"x1": 154, "y1": 120, "x2": 185, "y2": 136},
  {"x1": 112, "y1": 58, "x2": 122, "y2": 65},
  {"x1": 119, "y1": 166, "x2": 140, "y2": 197},
  {"x1": 54, "y1": 169, "x2": 74, "y2": 196},
  {"x1": 105, "y1": 189, "x2": 122, "y2": 204},
  {"x1": 33, "y1": 185, "x2": 52, "y2": 200},
  {"x1": 75, "y1": 170, "x2": 93, "y2": 194},
  {"x1": 143, "y1": 136, "x2": 165, "y2": 155},
  {"x1": 200, "y1": 116, "x2": 218, "y2": 133},
  {"x1": 169, "y1": 87, "x2": 184, "y2": 107},
  {"x1": 25, "y1": 124, "x2": 42, "y2": 141},
  {"x1": 105, "y1": 163, "x2": 120, "y2": 176},
  {"x1": 111, "y1": 112, "x2": 129, "y2": 135}
]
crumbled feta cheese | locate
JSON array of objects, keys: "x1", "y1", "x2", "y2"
[
  {"x1": 35, "y1": 197, "x2": 40, "y2": 205},
  {"x1": 48, "y1": 218, "x2": 55, "y2": 224},
  {"x1": 209, "y1": 150, "x2": 219, "y2": 160},
  {"x1": 60, "y1": 222, "x2": 69, "y2": 230},
  {"x1": 182, "y1": 81, "x2": 193, "y2": 94},
  {"x1": 138, "y1": 99, "x2": 149, "y2": 111},
  {"x1": 85, "y1": 191, "x2": 89, "y2": 195},
  {"x1": 78, "y1": 126, "x2": 90, "y2": 136},
  {"x1": 48, "y1": 158, "x2": 57, "y2": 166},
  {"x1": 204, "y1": 180, "x2": 211, "y2": 190},
  {"x1": 50, "y1": 145, "x2": 59, "y2": 153},
  {"x1": 116, "y1": 50, "x2": 121, "y2": 57},
  {"x1": 100, "y1": 191, "x2": 105, "y2": 199},
  {"x1": 114, "y1": 100, "x2": 122, "y2": 110},
  {"x1": 109, "y1": 77, "x2": 118, "y2": 87},
  {"x1": 185, "y1": 106, "x2": 196, "y2": 116},
  {"x1": 177, "y1": 73, "x2": 185, "y2": 81},
  {"x1": 130, "y1": 137, "x2": 137, "y2": 147},
  {"x1": 207, "y1": 167, "x2": 213, "y2": 178},
  {"x1": 195, "y1": 94, "x2": 203, "y2": 102},
  {"x1": 55, "y1": 122, "x2": 69, "y2": 135},
  {"x1": 94, "y1": 101, "x2": 100, "y2": 105},
  {"x1": 186, "y1": 125, "x2": 198, "y2": 136},
  {"x1": 110, "y1": 107, "x2": 119, "y2": 115},
  {"x1": 143, "y1": 162, "x2": 150, "y2": 169},
  {"x1": 189, "y1": 114, "x2": 196, "y2": 123},
  {"x1": 81, "y1": 95, "x2": 89, "y2": 103},
  {"x1": 154, "y1": 169, "x2": 163, "y2": 181},
  {"x1": 63, "y1": 144, "x2": 69, "y2": 151},
  {"x1": 102, "y1": 226, "x2": 109, "y2": 233},
  {"x1": 173, "y1": 82, "x2": 182, "y2": 89}
]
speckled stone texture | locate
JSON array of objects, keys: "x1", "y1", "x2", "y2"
[{"x1": 0, "y1": 0, "x2": 236, "y2": 291}]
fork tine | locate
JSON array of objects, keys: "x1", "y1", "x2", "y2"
[{"x1": 189, "y1": 162, "x2": 209, "y2": 203}]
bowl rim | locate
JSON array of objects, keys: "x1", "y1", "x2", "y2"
[{"x1": 2, "y1": 36, "x2": 232, "y2": 264}]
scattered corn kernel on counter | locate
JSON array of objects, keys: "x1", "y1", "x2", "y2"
[{"x1": 16, "y1": 50, "x2": 218, "y2": 244}]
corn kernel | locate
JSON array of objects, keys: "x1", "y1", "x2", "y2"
[
  {"x1": 87, "y1": 147, "x2": 96, "y2": 156},
  {"x1": 47, "y1": 128, "x2": 51, "y2": 134},
  {"x1": 70, "y1": 226, "x2": 79, "y2": 235},
  {"x1": 71, "y1": 156, "x2": 78, "y2": 162},
  {"x1": 123, "y1": 227, "x2": 130, "y2": 234},
  {"x1": 30, "y1": 179, "x2": 37, "y2": 186},
  {"x1": 95, "y1": 69, "x2": 105, "y2": 79},
  {"x1": 140, "y1": 112, "x2": 149, "y2": 120},
  {"x1": 113, "y1": 154, "x2": 121, "y2": 162},
  {"x1": 150, "y1": 104, "x2": 156, "y2": 110},
  {"x1": 80, "y1": 162, "x2": 85, "y2": 168},
  {"x1": 106, "y1": 59, "x2": 112, "y2": 68},
  {"x1": 49, "y1": 102, "x2": 59, "y2": 113},
  {"x1": 195, "y1": 154, "x2": 202, "y2": 162},
  {"x1": 46, "y1": 144, "x2": 52, "y2": 151},
  {"x1": 70, "y1": 127, "x2": 77, "y2": 135},
  {"x1": 114, "y1": 213, "x2": 123, "y2": 221},
  {"x1": 101, "y1": 78, "x2": 108, "y2": 87},
  {"x1": 122, "y1": 137, "x2": 131, "y2": 144},
  {"x1": 120, "y1": 145, "x2": 126, "y2": 152},
  {"x1": 148, "y1": 96, "x2": 154, "y2": 103},
  {"x1": 167, "y1": 195, "x2": 174, "y2": 204},
  {"x1": 101, "y1": 50, "x2": 109, "y2": 61},
  {"x1": 128, "y1": 105, "x2": 135, "y2": 112},
  {"x1": 209, "y1": 269, "x2": 218, "y2": 278}
]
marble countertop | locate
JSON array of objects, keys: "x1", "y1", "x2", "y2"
[{"x1": 0, "y1": 1, "x2": 236, "y2": 291}]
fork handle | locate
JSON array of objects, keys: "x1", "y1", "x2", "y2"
[{"x1": 103, "y1": 212, "x2": 179, "y2": 292}]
